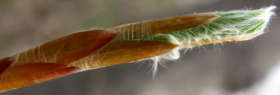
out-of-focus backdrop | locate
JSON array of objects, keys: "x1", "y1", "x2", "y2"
[{"x1": 0, "y1": 0, "x2": 279, "y2": 95}]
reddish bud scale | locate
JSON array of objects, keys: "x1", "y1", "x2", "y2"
[
  {"x1": 14, "y1": 30, "x2": 119, "y2": 65},
  {"x1": 0, "y1": 62, "x2": 81, "y2": 92},
  {"x1": 0, "y1": 30, "x2": 119, "y2": 92},
  {"x1": 0, "y1": 57, "x2": 15, "y2": 74},
  {"x1": 71, "y1": 40, "x2": 179, "y2": 69},
  {"x1": 104, "y1": 14, "x2": 219, "y2": 39}
]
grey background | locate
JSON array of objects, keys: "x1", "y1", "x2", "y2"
[{"x1": 0, "y1": 0, "x2": 279, "y2": 95}]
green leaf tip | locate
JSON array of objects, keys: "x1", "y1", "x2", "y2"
[
  {"x1": 172, "y1": 6, "x2": 277, "y2": 48},
  {"x1": 113, "y1": 6, "x2": 276, "y2": 49},
  {"x1": 97, "y1": 6, "x2": 276, "y2": 76},
  {"x1": 138, "y1": 6, "x2": 276, "y2": 76}
]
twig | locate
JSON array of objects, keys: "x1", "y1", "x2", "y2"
[{"x1": 0, "y1": 6, "x2": 276, "y2": 92}]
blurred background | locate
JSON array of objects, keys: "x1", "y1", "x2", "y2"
[{"x1": 0, "y1": 0, "x2": 279, "y2": 95}]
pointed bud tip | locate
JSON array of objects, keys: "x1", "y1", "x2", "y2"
[{"x1": 197, "y1": 13, "x2": 220, "y2": 26}]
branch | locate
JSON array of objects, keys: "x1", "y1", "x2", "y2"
[{"x1": 0, "y1": 6, "x2": 276, "y2": 92}]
